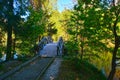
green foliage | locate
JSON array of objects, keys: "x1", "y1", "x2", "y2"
[
  {"x1": 15, "y1": 8, "x2": 46, "y2": 56},
  {"x1": 64, "y1": 40, "x2": 79, "y2": 55},
  {"x1": 31, "y1": 0, "x2": 57, "y2": 11},
  {"x1": 0, "y1": 64, "x2": 4, "y2": 71},
  {"x1": 0, "y1": 0, "x2": 29, "y2": 60},
  {"x1": 21, "y1": 8, "x2": 45, "y2": 37},
  {"x1": 0, "y1": 29, "x2": 5, "y2": 58},
  {"x1": 46, "y1": 22, "x2": 57, "y2": 36},
  {"x1": 64, "y1": 1, "x2": 120, "y2": 79},
  {"x1": 66, "y1": 0, "x2": 116, "y2": 59},
  {"x1": 0, "y1": 47, "x2": 3, "y2": 58},
  {"x1": 47, "y1": 10, "x2": 61, "y2": 39},
  {"x1": 71, "y1": 57, "x2": 106, "y2": 80},
  {"x1": 56, "y1": 58, "x2": 106, "y2": 80}
]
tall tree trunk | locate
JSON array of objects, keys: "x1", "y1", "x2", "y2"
[
  {"x1": 6, "y1": 0, "x2": 14, "y2": 61},
  {"x1": 107, "y1": 10, "x2": 119, "y2": 79},
  {"x1": 38, "y1": 35, "x2": 41, "y2": 42},
  {"x1": 80, "y1": 36, "x2": 84, "y2": 59},
  {"x1": 107, "y1": 42, "x2": 118, "y2": 80},
  {"x1": 6, "y1": 25, "x2": 12, "y2": 60},
  {"x1": 80, "y1": 45, "x2": 84, "y2": 59},
  {"x1": 13, "y1": 37, "x2": 16, "y2": 52}
]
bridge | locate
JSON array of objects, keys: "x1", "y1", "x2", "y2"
[
  {"x1": 37, "y1": 36, "x2": 64, "y2": 57},
  {"x1": 0, "y1": 37, "x2": 64, "y2": 80},
  {"x1": 38, "y1": 36, "x2": 64, "y2": 57}
]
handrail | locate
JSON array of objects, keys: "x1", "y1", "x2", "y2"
[
  {"x1": 57, "y1": 37, "x2": 64, "y2": 56},
  {"x1": 38, "y1": 36, "x2": 53, "y2": 51},
  {"x1": 37, "y1": 36, "x2": 64, "y2": 56}
]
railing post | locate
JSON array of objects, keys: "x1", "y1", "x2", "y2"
[{"x1": 37, "y1": 36, "x2": 53, "y2": 55}]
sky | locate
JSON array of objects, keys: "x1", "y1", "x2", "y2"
[{"x1": 57, "y1": 0, "x2": 77, "y2": 12}]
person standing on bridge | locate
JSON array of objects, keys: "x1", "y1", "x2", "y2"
[{"x1": 57, "y1": 37, "x2": 63, "y2": 56}]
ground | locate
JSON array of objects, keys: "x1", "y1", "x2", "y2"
[
  {"x1": 0, "y1": 60, "x2": 23, "y2": 76},
  {"x1": 56, "y1": 59, "x2": 107, "y2": 80}
]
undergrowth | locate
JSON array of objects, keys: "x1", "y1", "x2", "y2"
[{"x1": 56, "y1": 57, "x2": 106, "y2": 80}]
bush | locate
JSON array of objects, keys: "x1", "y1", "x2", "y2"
[
  {"x1": 0, "y1": 52, "x2": 2, "y2": 58},
  {"x1": 64, "y1": 41, "x2": 79, "y2": 56},
  {"x1": 0, "y1": 47, "x2": 4, "y2": 58},
  {"x1": 70, "y1": 57, "x2": 106, "y2": 80}
]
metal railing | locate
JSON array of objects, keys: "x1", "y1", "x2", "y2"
[
  {"x1": 37, "y1": 36, "x2": 64, "y2": 56},
  {"x1": 38, "y1": 36, "x2": 53, "y2": 51}
]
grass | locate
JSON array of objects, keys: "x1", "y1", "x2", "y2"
[{"x1": 56, "y1": 58, "x2": 106, "y2": 80}]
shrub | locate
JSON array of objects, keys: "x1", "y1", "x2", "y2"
[{"x1": 64, "y1": 41, "x2": 79, "y2": 56}]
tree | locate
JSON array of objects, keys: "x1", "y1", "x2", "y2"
[
  {"x1": 0, "y1": 0, "x2": 28, "y2": 60},
  {"x1": 0, "y1": 27, "x2": 5, "y2": 57},
  {"x1": 69, "y1": 0, "x2": 120, "y2": 79},
  {"x1": 18, "y1": 8, "x2": 45, "y2": 55},
  {"x1": 15, "y1": 0, "x2": 58, "y2": 55},
  {"x1": 30, "y1": 0, "x2": 57, "y2": 10},
  {"x1": 30, "y1": 0, "x2": 58, "y2": 39},
  {"x1": 107, "y1": 0, "x2": 120, "y2": 80},
  {"x1": 60, "y1": 10, "x2": 72, "y2": 41},
  {"x1": 0, "y1": 0, "x2": 15, "y2": 60}
]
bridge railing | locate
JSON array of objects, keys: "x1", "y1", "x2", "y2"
[
  {"x1": 38, "y1": 36, "x2": 53, "y2": 51},
  {"x1": 57, "y1": 37, "x2": 64, "y2": 56}
]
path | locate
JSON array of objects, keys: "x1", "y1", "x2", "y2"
[
  {"x1": 39, "y1": 43, "x2": 63, "y2": 80},
  {"x1": 0, "y1": 42, "x2": 62, "y2": 80},
  {"x1": 3, "y1": 58, "x2": 54, "y2": 80},
  {"x1": 40, "y1": 58, "x2": 62, "y2": 80},
  {"x1": 39, "y1": 43, "x2": 58, "y2": 57}
]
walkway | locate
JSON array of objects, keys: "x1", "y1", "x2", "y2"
[
  {"x1": 40, "y1": 58, "x2": 62, "y2": 80},
  {"x1": 4, "y1": 58, "x2": 54, "y2": 80},
  {"x1": 0, "y1": 42, "x2": 62, "y2": 80}
]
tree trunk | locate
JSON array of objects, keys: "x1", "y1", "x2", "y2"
[
  {"x1": 6, "y1": 25, "x2": 12, "y2": 60},
  {"x1": 38, "y1": 35, "x2": 41, "y2": 42},
  {"x1": 13, "y1": 38, "x2": 16, "y2": 52},
  {"x1": 80, "y1": 35, "x2": 84, "y2": 59},
  {"x1": 107, "y1": 37, "x2": 119, "y2": 80},
  {"x1": 80, "y1": 45, "x2": 84, "y2": 59},
  {"x1": 6, "y1": 0, "x2": 14, "y2": 60}
]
